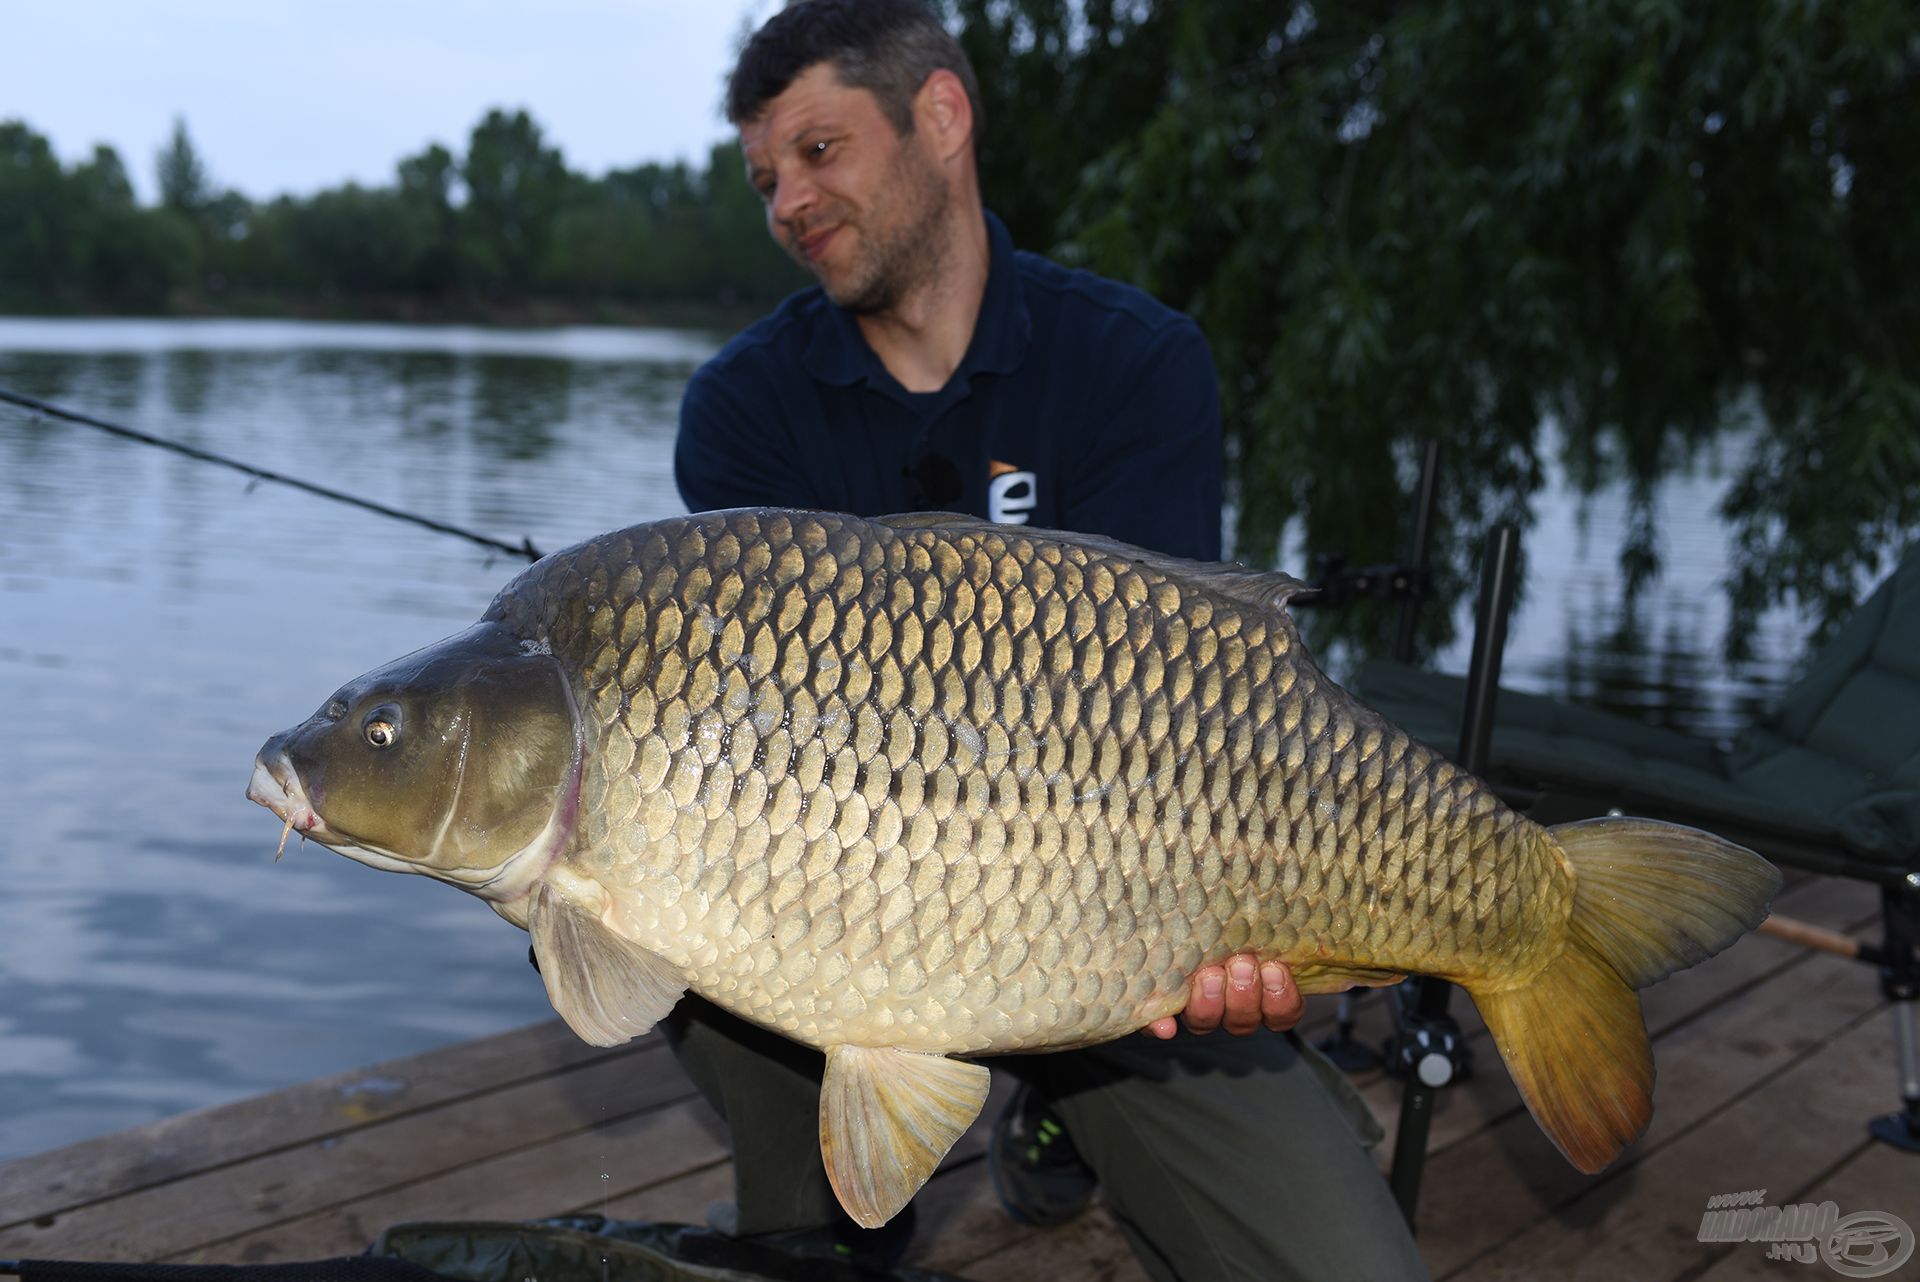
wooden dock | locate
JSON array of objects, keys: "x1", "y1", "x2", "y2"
[{"x1": 3, "y1": 872, "x2": 1915, "y2": 1280}]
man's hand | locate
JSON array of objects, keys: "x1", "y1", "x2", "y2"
[{"x1": 1143, "y1": 954, "x2": 1302, "y2": 1039}]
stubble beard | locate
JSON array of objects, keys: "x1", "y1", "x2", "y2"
[{"x1": 812, "y1": 139, "x2": 952, "y2": 316}]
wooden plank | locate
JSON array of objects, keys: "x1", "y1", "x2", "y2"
[
  {"x1": 905, "y1": 1155, "x2": 1030, "y2": 1274},
  {"x1": 1424, "y1": 957, "x2": 1892, "y2": 1279},
  {"x1": 1692, "y1": 1139, "x2": 1920, "y2": 1282},
  {"x1": 593, "y1": 1147, "x2": 1137, "y2": 1282},
  {"x1": 187, "y1": 1052, "x2": 1023, "y2": 1267},
  {"x1": 1449, "y1": 1004, "x2": 1900, "y2": 1280},
  {"x1": 596, "y1": 1160, "x2": 736, "y2": 1227},
  {"x1": 185, "y1": 1093, "x2": 728, "y2": 1264},
  {"x1": 0, "y1": 1039, "x2": 678, "y2": 1261},
  {"x1": 573, "y1": 1071, "x2": 1139, "y2": 1279},
  {"x1": 601, "y1": 1131, "x2": 1092, "y2": 1279},
  {"x1": 590, "y1": 1104, "x2": 1075, "y2": 1275},
  {"x1": 0, "y1": 1018, "x2": 609, "y2": 1230},
  {"x1": 955, "y1": 1195, "x2": 1153, "y2": 1282}
]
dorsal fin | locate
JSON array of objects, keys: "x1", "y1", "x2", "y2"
[
  {"x1": 871, "y1": 510, "x2": 982, "y2": 530},
  {"x1": 869, "y1": 513, "x2": 1313, "y2": 615}
]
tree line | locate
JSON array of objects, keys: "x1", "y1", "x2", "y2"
[{"x1": 0, "y1": 109, "x2": 802, "y2": 315}]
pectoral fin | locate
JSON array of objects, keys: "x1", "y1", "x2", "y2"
[
  {"x1": 528, "y1": 881, "x2": 685, "y2": 1046},
  {"x1": 819, "y1": 1045, "x2": 990, "y2": 1228},
  {"x1": 1289, "y1": 962, "x2": 1406, "y2": 995}
]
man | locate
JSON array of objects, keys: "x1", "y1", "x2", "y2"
[{"x1": 672, "y1": 3, "x2": 1427, "y2": 1279}]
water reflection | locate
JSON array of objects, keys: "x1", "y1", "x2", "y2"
[
  {"x1": 1545, "y1": 606, "x2": 1780, "y2": 737},
  {"x1": 471, "y1": 356, "x2": 573, "y2": 461},
  {"x1": 394, "y1": 352, "x2": 461, "y2": 441},
  {"x1": 162, "y1": 348, "x2": 218, "y2": 420}
]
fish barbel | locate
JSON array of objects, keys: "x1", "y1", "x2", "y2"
[{"x1": 247, "y1": 509, "x2": 1780, "y2": 1226}]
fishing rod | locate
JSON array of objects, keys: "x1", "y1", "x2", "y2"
[{"x1": 0, "y1": 386, "x2": 544, "y2": 564}]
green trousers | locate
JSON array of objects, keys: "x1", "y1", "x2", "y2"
[{"x1": 661, "y1": 997, "x2": 1429, "y2": 1282}]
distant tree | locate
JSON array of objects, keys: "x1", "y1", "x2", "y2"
[
  {"x1": 283, "y1": 185, "x2": 421, "y2": 295},
  {"x1": 153, "y1": 117, "x2": 252, "y2": 296},
  {"x1": 72, "y1": 144, "x2": 135, "y2": 208},
  {"x1": 156, "y1": 117, "x2": 212, "y2": 215},
  {"x1": 397, "y1": 142, "x2": 462, "y2": 293},
  {"x1": 69, "y1": 144, "x2": 166, "y2": 303},
  {"x1": 461, "y1": 109, "x2": 568, "y2": 295},
  {"x1": 0, "y1": 121, "x2": 68, "y2": 297},
  {"x1": 398, "y1": 142, "x2": 460, "y2": 208}
]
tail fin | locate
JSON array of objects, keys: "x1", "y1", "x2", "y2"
[{"x1": 1472, "y1": 817, "x2": 1781, "y2": 1172}]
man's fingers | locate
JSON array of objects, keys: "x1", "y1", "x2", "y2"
[
  {"x1": 1177, "y1": 965, "x2": 1227, "y2": 1035},
  {"x1": 1261, "y1": 961, "x2": 1304, "y2": 1032},
  {"x1": 1143, "y1": 1015, "x2": 1180, "y2": 1039},
  {"x1": 1163, "y1": 956, "x2": 1303, "y2": 1037},
  {"x1": 1220, "y1": 954, "x2": 1261, "y2": 1036}
]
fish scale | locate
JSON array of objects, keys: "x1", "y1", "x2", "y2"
[{"x1": 490, "y1": 509, "x2": 1554, "y2": 1052}]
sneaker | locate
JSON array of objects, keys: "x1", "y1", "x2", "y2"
[
  {"x1": 988, "y1": 1084, "x2": 1097, "y2": 1227},
  {"x1": 705, "y1": 1199, "x2": 918, "y2": 1273}
]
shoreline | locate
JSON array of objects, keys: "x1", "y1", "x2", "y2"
[{"x1": 0, "y1": 293, "x2": 773, "y2": 333}]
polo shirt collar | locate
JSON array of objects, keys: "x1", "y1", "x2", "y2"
[{"x1": 802, "y1": 209, "x2": 1032, "y2": 394}]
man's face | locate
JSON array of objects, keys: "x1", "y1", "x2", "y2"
[{"x1": 740, "y1": 62, "x2": 950, "y2": 314}]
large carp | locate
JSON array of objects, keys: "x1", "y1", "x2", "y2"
[{"x1": 248, "y1": 509, "x2": 1779, "y2": 1226}]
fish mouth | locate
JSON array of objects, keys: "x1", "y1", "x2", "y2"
[
  {"x1": 245, "y1": 750, "x2": 417, "y2": 875},
  {"x1": 247, "y1": 752, "x2": 324, "y2": 836}
]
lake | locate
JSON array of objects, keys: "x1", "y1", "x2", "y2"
[{"x1": 0, "y1": 317, "x2": 1811, "y2": 1160}]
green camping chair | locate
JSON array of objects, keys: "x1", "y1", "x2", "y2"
[{"x1": 1353, "y1": 543, "x2": 1920, "y2": 1150}]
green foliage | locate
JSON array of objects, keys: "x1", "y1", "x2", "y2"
[
  {"x1": 156, "y1": 117, "x2": 211, "y2": 214},
  {"x1": 0, "y1": 121, "x2": 69, "y2": 294},
  {"x1": 534, "y1": 144, "x2": 798, "y2": 303},
  {"x1": 0, "y1": 123, "x2": 196, "y2": 307},
  {"x1": 944, "y1": 0, "x2": 1177, "y2": 251},
  {"x1": 0, "y1": 112, "x2": 802, "y2": 317},
  {"x1": 953, "y1": 0, "x2": 1920, "y2": 656},
  {"x1": 461, "y1": 109, "x2": 569, "y2": 294}
]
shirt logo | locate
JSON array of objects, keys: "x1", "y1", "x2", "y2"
[{"x1": 988, "y1": 459, "x2": 1037, "y2": 525}]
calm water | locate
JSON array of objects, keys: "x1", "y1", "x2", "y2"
[{"x1": 0, "y1": 317, "x2": 1810, "y2": 1160}]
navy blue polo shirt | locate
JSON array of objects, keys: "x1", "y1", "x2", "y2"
[{"x1": 674, "y1": 211, "x2": 1222, "y2": 560}]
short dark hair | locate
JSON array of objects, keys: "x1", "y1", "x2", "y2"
[{"x1": 727, "y1": 0, "x2": 983, "y2": 143}]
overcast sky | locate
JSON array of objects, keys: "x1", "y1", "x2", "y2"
[{"x1": 8, "y1": 1, "x2": 780, "y2": 203}]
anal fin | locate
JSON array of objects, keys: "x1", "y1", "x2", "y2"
[
  {"x1": 1289, "y1": 961, "x2": 1406, "y2": 995},
  {"x1": 819, "y1": 1045, "x2": 990, "y2": 1228},
  {"x1": 528, "y1": 881, "x2": 686, "y2": 1046}
]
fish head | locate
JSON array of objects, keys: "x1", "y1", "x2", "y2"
[{"x1": 247, "y1": 621, "x2": 583, "y2": 901}]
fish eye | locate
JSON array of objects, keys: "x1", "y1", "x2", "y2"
[{"x1": 362, "y1": 707, "x2": 401, "y2": 749}]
